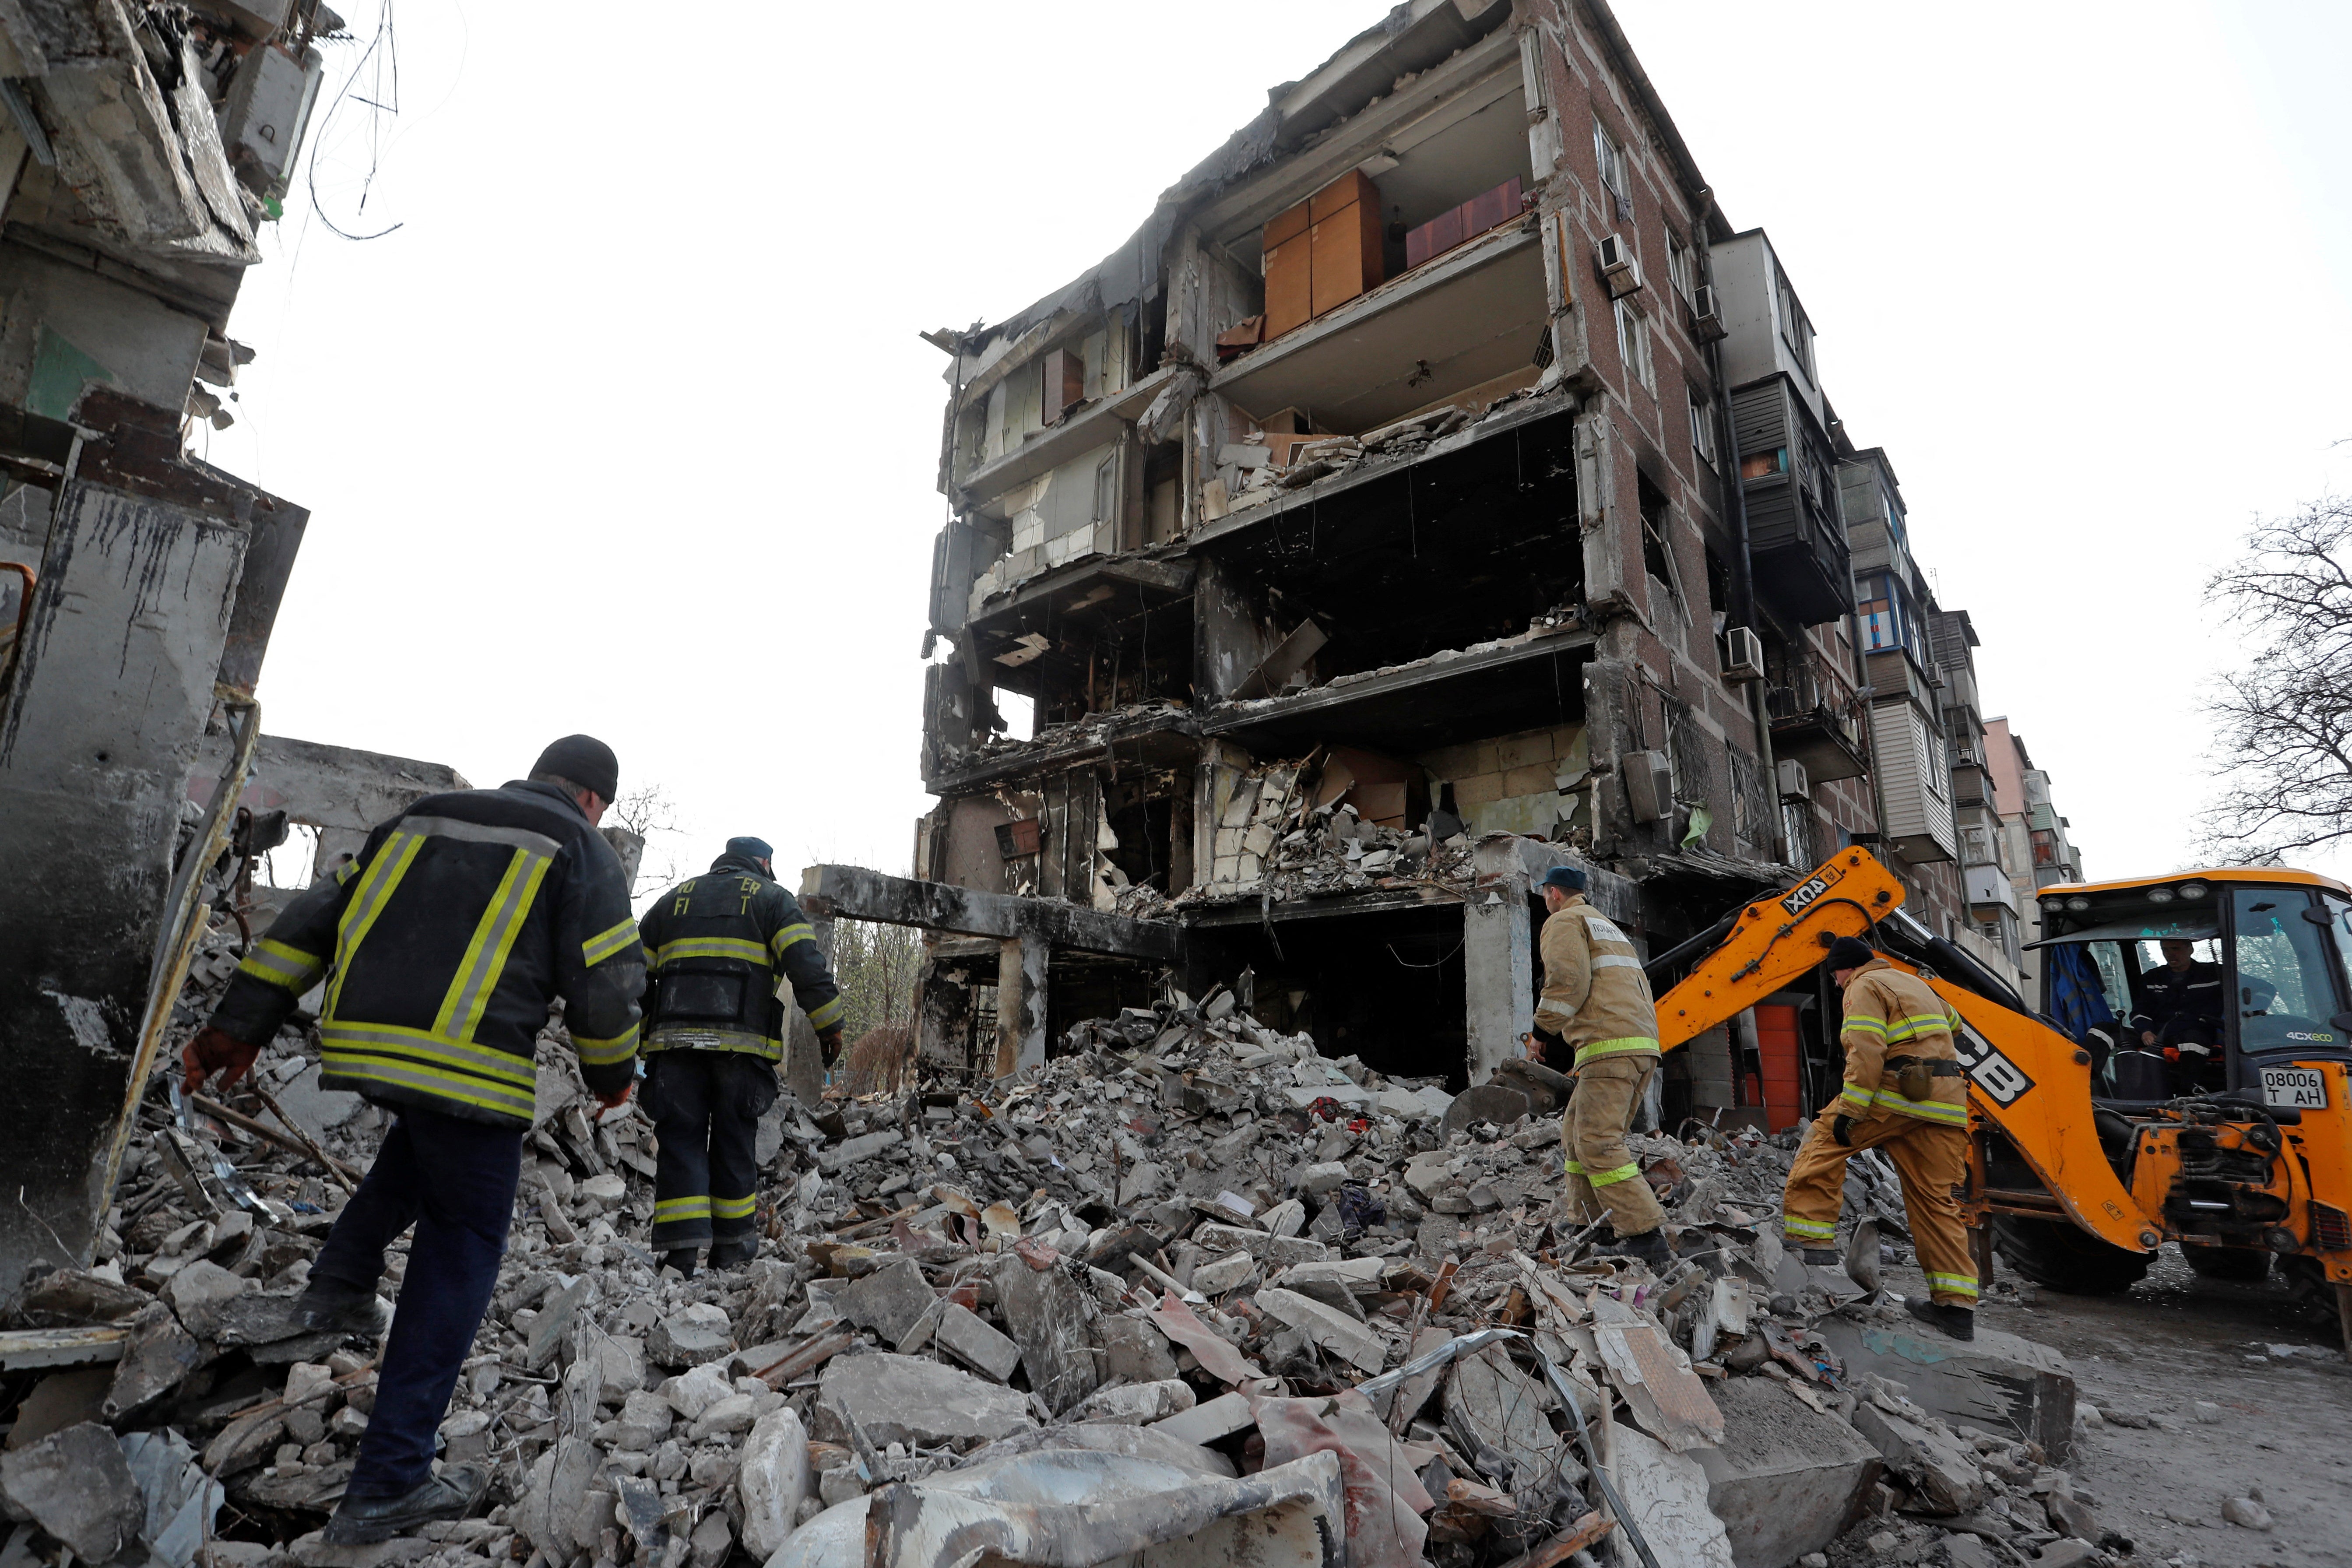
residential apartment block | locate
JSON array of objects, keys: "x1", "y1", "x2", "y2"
[{"x1": 881, "y1": 0, "x2": 2086, "y2": 1130}]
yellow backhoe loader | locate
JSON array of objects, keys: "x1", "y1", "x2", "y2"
[{"x1": 1645, "y1": 847, "x2": 2352, "y2": 1350}]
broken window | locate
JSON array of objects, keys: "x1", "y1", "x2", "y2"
[
  {"x1": 1637, "y1": 472, "x2": 1681, "y2": 606},
  {"x1": 1613, "y1": 296, "x2": 1652, "y2": 391},
  {"x1": 1689, "y1": 389, "x2": 1717, "y2": 466},
  {"x1": 1666, "y1": 230, "x2": 1694, "y2": 304},
  {"x1": 1593, "y1": 117, "x2": 1632, "y2": 220}
]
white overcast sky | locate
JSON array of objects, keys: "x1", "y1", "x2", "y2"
[{"x1": 210, "y1": 0, "x2": 2352, "y2": 896}]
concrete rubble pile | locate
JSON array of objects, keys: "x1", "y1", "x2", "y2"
[
  {"x1": 1177, "y1": 761, "x2": 1478, "y2": 909},
  {"x1": 4, "y1": 935, "x2": 2114, "y2": 1568}
]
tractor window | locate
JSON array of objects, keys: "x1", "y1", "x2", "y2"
[
  {"x1": 2327, "y1": 895, "x2": 2352, "y2": 1015},
  {"x1": 2230, "y1": 889, "x2": 2343, "y2": 1052}
]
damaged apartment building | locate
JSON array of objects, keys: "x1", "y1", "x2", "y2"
[
  {"x1": 873, "y1": 0, "x2": 2092, "y2": 1123},
  {"x1": 0, "y1": 0, "x2": 345, "y2": 1299}
]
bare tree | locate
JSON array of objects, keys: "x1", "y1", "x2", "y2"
[
  {"x1": 2200, "y1": 493, "x2": 2352, "y2": 861},
  {"x1": 608, "y1": 783, "x2": 687, "y2": 894},
  {"x1": 826, "y1": 919, "x2": 922, "y2": 1043}
]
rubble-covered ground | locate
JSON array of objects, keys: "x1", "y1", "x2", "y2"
[{"x1": 5, "y1": 920, "x2": 2346, "y2": 1568}]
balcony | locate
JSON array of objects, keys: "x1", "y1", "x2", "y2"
[
  {"x1": 1730, "y1": 378, "x2": 1851, "y2": 625},
  {"x1": 1765, "y1": 651, "x2": 1868, "y2": 784}
]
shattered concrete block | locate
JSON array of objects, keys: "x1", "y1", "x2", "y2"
[
  {"x1": 739, "y1": 1406, "x2": 812, "y2": 1561},
  {"x1": 1445, "y1": 1346, "x2": 1578, "y2": 1487},
  {"x1": 992, "y1": 1255, "x2": 1103, "y2": 1415},
  {"x1": 1273, "y1": 1258, "x2": 1384, "y2": 1315},
  {"x1": 1193, "y1": 1222, "x2": 1329, "y2": 1267},
  {"x1": 816, "y1": 1130, "x2": 904, "y2": 1173},
  {"x1": 1610, "y1": 1424, "x2": 1737, "y2": 1568},
  {"x1": 274, "y1": 1062, "x2": 362, "y2": 1139},
  {"x1": 2044, "y1": 1490, "x2": 2097, "y2": 1541},
  {"x1": 0, "y1": 1422, "x2": 146, "y2": 1563},
  {"x1": 813, "y1": 1353, "x2": 1035, "y2": 1448},
  {"x1": 1254, "y1": 1288, "x2": 1385, "y2": 1374},
  {"x1": 1815, "y1": 1315, "x2": 2076, "y2": 1459},
  {"x1": 5, "y1": 1368, "x2": 112, "y2": 1450},
  {"x1": 650, "y1": 1302, "x2": 734, "y2": 1368},
  {"x1": 1849, "y1": 1401, "x2": 1985, "y2": 1516},
  {"x1": 289, "y1": 1533, "x2": 436, "y2": 1568},
  {"x1": 664, "y1": 1363, "x2": 734, "y2": 1421},
  {"x1": 689, "y1": 1393, "x2": 757, "y2": 1442},
  {"x1": 161, "y1": 1259, "x2": 248, "y2": 1339},
  {"x1": 1192, "y1": 1250, "x2": 1258, "y2": 1296},
  {"x1": 577, "y1": 1173, "x2": 627, "y2": 1211},
  {"x1": 1688, "y1": 1378, "x2": 1882, "y2": 1568},
  {"x1": 1067, "y1": 1379, "x2": 1197, "y2": 1426},
  {"x1": 1403, "y1": 1153, "x2": 1453, "y2": 1200},
  {"x1": 1152, "y1": 1391, "x2": 1259, "y2": 1447},
  {"x1": 524, "y1": 1278, "x2": 591, "y2": 1371},
  {"x1": 835, "y1": 1258, "x2": 934, "y2": 1344},
  {"x1": 103, "y1": 1303, "x2": 202, "y2": 1420},
  {"x1": 2222, "y1": 1496, "x2": 2272, "y2": 1530},
  {"x1": 933, "y1": 1303, "x2": 1021, "y2": 1383},
  {"x1": 613, "y1": 1390, "x2": 674, "y2": 1452},
  {"x1": 1294, "y1": 1162, "x2": 1349, "y2": 1197},
  {"x1": 579, "y1": 1332, "x2": 647, "y2": 1405},
  {"x1": 689, "y1": 1509, "x2": 732, "y2": 1568},
  {"x1": 1099, "y1": 1314, "x2": 1181, "y2": 1385},
  {"x1": 1260, "y1": 1200, "x2": 1307, "y2": 1238}
]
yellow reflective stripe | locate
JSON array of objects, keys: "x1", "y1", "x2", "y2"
[
  {"x1": 806, "y1": 996, "x2": 844, "y2": 1031},
  {"x1": 654, "y1": 1196, "x2": 712, "y2": 1220},
  {"x1": 436, "y1": 846, "x2": 553, "y2": 1043},
  {"x1": 1872, "y1": 1090, "x2": 1968, "y2": 1124},
  {"x1": 712, "y1": 1194, "x2": 756, "y2": 1220},
  {"x1": 641, "y1": 1026, "x2": 782, "y2": 1060},
  {"x1": 321, "y1": 1047, "x2": 534, "y2": 1121},
  {"x1": 1562, "y1": 1159, "x2": 1587, "y2": 1175},
  {"x1": 322, "y1": 1022, "x2": 538, "y2": 1089},
  {"x1": 1842, "y1": 1016, "x2": 1888, "y2": 1036},
  {"x1": 574, "y1": 1023, "x2": 639, "y2": 1066},
  {"x1": 770, "y1": 923, "x2": 814, "y2": 958},
  {"x1": 651, "y1": 936, "x2": 769, "y2": 967},
  {"x1": 333, "y1": 858, "x2": 361, "y2": 886},
  {"x1": 1533, "y1": 997, "x2": 1579, "y2": 1021},
  {"x1": 239, "y1": 938, "x2": 325, "y2": 993},
  {"x1": 1586, "y1": 1162, "x2": 1644, "y2": 1188},
  {"x1": 1782, "y1": 1216, "x2": 1837, "y2": 1239},
  {"x1": 1572, "y1": 1036, "x2": 1658, "y2": 1067},
  {"x1": 1838, "y1": 1085, "x2": 1873, "y2": 1109},
  {"x1": 583, "y1": 918, "x2": 638, "y2": 967},
  {"x1": 1924, "y1": 1273, "x2": 1979, "y2": 1298},
  {"x1": 327, "y1": 828, "x2": 426, "y2": 1018}
]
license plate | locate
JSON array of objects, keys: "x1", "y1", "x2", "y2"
[{"x1": 2260, "y1": 1067, "x2": 2328, "y2": 1110}]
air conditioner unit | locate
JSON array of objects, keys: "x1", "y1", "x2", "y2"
[
  {"x1": 1720, "y1": 625, "x2": 1765, "y2": 683},
  {"x1": 1776, "y1": 759, "x2": 1811, "y2": 803},
  {"x1": 1596, "y1": 233, "x2": 1642, "y2": 298},
  {"x1": 1623, "y1": 749, "x2": 1673, "y2": 824},
  {"x1": 1689, "y1": 283, "x2": 1727, "y2": 343}
]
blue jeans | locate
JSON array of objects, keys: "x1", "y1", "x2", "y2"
[{"x1": 311, "y1": 1105, "x2": 521, "y2": 1500}]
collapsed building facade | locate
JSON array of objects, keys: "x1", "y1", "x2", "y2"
[
  {"x1": 862, "y1": 0, "x2": 2091, "y2": 1125},
  {"x1": 0, "y1": 0, "x2": 341, "y2": 1299}
]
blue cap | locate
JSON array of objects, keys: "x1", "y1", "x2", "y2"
[
  {"x1": 726, "y1": 836, "x2": 774, "y2": 863},
  {"x1": 1538, "y1": 865, "x2": 1587, "y2": 893}
]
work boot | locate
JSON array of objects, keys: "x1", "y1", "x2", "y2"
[
  {"x1": 706, "y1": 1239, "x2": 756, "y2": 1270},
  {"x1": 1593, "y1": 1228, "x2": 1671, "y2": 1267},
  {"x1": 1800, "y1": 1248, "x2": 1842, "y2": 1268},
  {"x1": 323, "y1": 1465, "x2": 490, "y2": 1544},
  {"x1": 1905, "y1": 1297, "x2": 1976, "y2": 1343},
  {"x1": 293, "y1": 1282, "x2": 389, "y2": 1339},
  {"x1": 661, "y1": 1248, "x2": 700, "y2": 1279}
]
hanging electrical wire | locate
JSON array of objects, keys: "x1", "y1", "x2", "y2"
[{"x1": 306, "y1": 0, "x2": 405, "y2": 241}]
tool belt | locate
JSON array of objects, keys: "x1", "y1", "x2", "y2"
[{"x1": 1884, "y1": 1055, "x2": 1965, "y2": 1103}]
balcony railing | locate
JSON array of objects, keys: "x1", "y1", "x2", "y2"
[{"x1": 1767, "y1": 650, "x2": 1870, "y2": 784}]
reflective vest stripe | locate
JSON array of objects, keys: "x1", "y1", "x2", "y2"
[
  {"x1": 327, "y1": 828, "x2": 427, "y2": 1017},
  {"x1": 582, "y1": 918, "x2": 638, "y2": 967},
  {"x1": 1572, "y1": 1036, "x2": 1659, "y2": 1067},
  {"x1": 437, "y1": 846, "x2": 553, "y2": 1042},
  {"x1": 321, "y1": 1042, "x2": 534, "y2": 1122},
  {"x1": 650, "y1": 936, "x2": 769, "y2": 968},
  {"x1": 240, "y1": 938, "x2": 325, "y2": 994},
  {"x1": 1586, "y1": 1161, "x2": 1644, "y2": 1188},
  {"x1": 806, "y1": 995, "x2": 844, "y2": 1031},
  {"x1": 574, "y1": 1023, "x2": 640, "y2": 1067},
  {"x1": 712, "y1": 1194, "x2": 757, "y2": 1220},
  {"x1": 771, "y1": 923, "x2": 815, "y2": 959}
]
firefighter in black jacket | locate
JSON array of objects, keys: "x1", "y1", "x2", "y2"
[
  {"x1": 636, "y1": 837, "x2": 844, "y2": 1274},
  {"x1": 181, "y1": 736, "x2": 644, "y2": 1545},
  {"x1": 2132, "y1": 938, "x2": 2225, "y2": 1090}
]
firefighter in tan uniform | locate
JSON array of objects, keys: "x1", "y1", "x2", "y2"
[
  {"x1": 1782, "y1": 935, "x2": 1979, "y2": 1340},
  {"x1": 1529, "y1": 865, "x2": 1670, "y2": 1266}
]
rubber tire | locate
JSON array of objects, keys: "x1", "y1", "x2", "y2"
[
  {"x1": 1991, "y1": 1215, "x2": 2154, "y2": 1295},
  {"x1": 2182, "y1": 1246, "x2": 2272, "y2": 1283}
]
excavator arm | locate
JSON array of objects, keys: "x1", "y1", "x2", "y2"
[{"x1": 1650, "y1": 848, "x2": 2157, "y2": 1254}]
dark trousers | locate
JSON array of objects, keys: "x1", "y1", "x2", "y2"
[
  {"x1": 311, "y1": 1105, "x2": 521, "y2": 1500},
  {"x1": 646, "y1": 1051, "x2": 773, "y2": 1250}
]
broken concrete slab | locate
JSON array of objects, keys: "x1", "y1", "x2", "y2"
[
  {"x1": 932, "y1": 1302, "x2": 1021, "y2": 1383},
  {"x1": 4, "y1": 1367, "x2": 113, "y2": 1451},
  {"x1": 272, "y1": 1062, "x2": 362, "y2": 1140},
  {"x1": 1610, "y1": 1423, "x2": 1737, "y2": 1568},
  {"x1": 1445, "y1": 1345, "x2": 1576, "y2": 1489},
  {"x1": 1067, "y1": 1379, "x2": 1195, "y2": 1426},
  {"x1": 1688, "y1": 1378, "x2": 1881, "y2": 1568},
  {"x1": 1815, "y1": 1315, "x2": 2077, "y2": 1459},
  {"x1": 1192, "y1": 1222, "x2": 1329, "y2": 1267},
  {"x1": 836, "y1": 1258, "x2": 935, "y2": 1345},
  {"x1": 664, "y1": 1362, "x2": 734, "y2": 1421},
  {"x1": 103, "y1": 1304, "x2": 202, "y2": 1420},
  {"x1": 1192, "y1": 1250, "x2": 1257, "y2": 1296},
  {"x1": 813, "y1": 1353, "x2": 1036, "y2": 1448},
  {"x1": 160, "y1": 1259, "x2": 247, "y2": 1340},
  {"x1": 1150, "y1": 1391, "x2": 1258, "y2": 1447},
  {"x1": 0, "y1": 1422, "x2": 145, "y2": 1563},
  {"x1": 991, "y1": 1255, "x2": 1102, "y2": 1415},
  {"x1": 740, "y1": 1406, "x2": 812, "y2": 1561},
  {"x1": 1849, "y1": 1399, "x2": 1984, "y2": 1517},
  {"x1": 1097, "y1": 1314, "x2": 1181, "y2": 1385},
  {"x1": 650, "y1": 1302, "x2": 734, "y2": 1369},
  {"x1": 1255, "y1": 1288, "x2": 1386, "y2": 1375}
]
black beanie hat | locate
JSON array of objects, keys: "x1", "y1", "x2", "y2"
[
  {"x1": 1825, "y1": 935, "x2": 1877, "y2": 972},
  {"x1": 532, "y1": 735, "x2": 619, "y2": 804}
]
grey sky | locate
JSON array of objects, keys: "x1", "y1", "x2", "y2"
[{"x1": 213, "y1": 1, "x2": 2352, "y2": 894}]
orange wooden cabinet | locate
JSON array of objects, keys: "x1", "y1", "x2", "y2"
[{"x1": 1262, "y1": 170, "x2": 1384, "y2": 340}]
